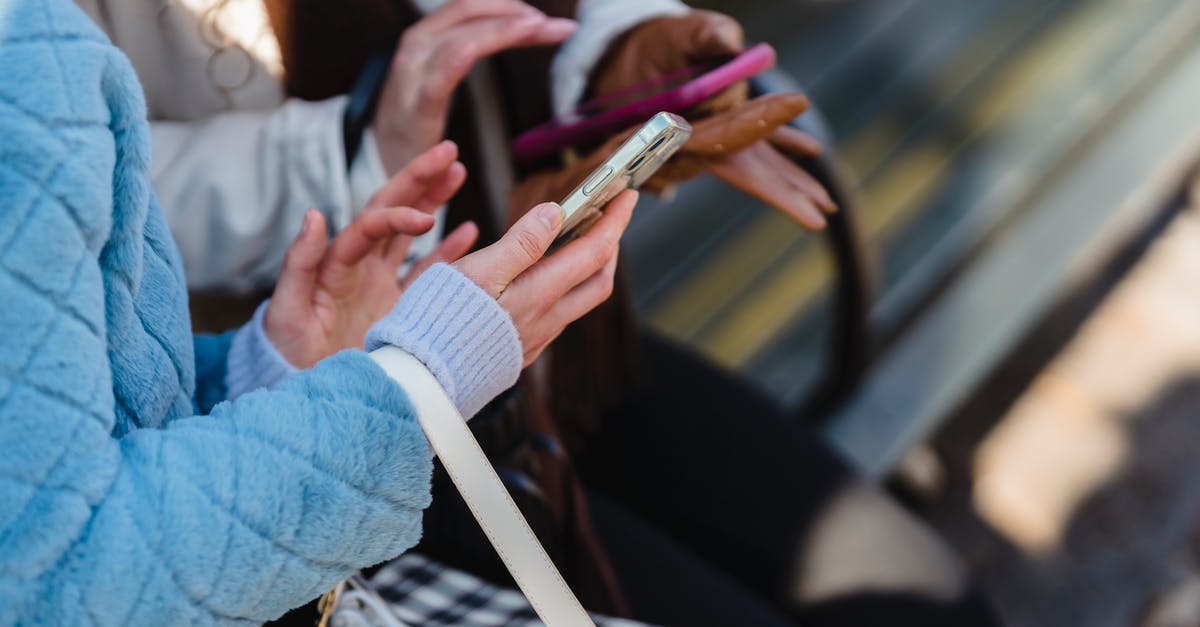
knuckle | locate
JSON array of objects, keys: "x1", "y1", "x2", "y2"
[
  {"x1": 396, "y1": 43, "x2": 415, "y2": 64},
  {"x1": 605, "y1": 238, "x2": 621, "y2": 261},
  {"x1": 393, "y1": 48, "x2": 418, "y2": 73},
  {"x1": 596, "y1": 275, "x2": 615, "y2": 301},
  {"x1": 588, "y1": 239, "x2": 614, "y2": 269},
  {"x1": 398, "y1": 29, "x2": 424, "y2": 52},
  {"x1": 430, "y1": 68, "x2": 465, "y2": 94},
  {"x1": 415, "y1": 87, "x2": 443, "y2": 112},
  {"x1": 510, "y1": 13, "x2": 539, "y2": 31},
  {"x1": 282, "y1": 243, "x2": 306, "y2": 267},
  {"x1": 450, "y1": 41, "x2": 475, "y2": 64},
  {"x1": 534, "y1": 292, "x2": 556, "y2": 317},
  {"x1": 512, "y1": 228, "x2": 544, "y2": 264},
  {"x1": 526, "y1": 329, "x2": 551, "y2": 353}
]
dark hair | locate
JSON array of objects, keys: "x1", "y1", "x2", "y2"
[{"x1": 262, "y1": 0, "x2": 412, "y2": 100}]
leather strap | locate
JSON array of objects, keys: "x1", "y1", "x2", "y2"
[{"x1": 370, "y1": 346, "x2": 596, "y2": 627}]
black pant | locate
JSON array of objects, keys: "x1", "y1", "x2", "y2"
[
  {"x1": 588, "y1": 490, "x2": 795, "y2": 626},
  {"x1": 577, "y1": 333, "x2": 998, "y2": 626},
  {"x1": 274, "y1": 333, "x2": 996, "y2": 627}
]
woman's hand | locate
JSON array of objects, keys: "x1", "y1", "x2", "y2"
[
  {"x1": 507, "y1": 94, "x2": 833, "y2": 231},
  {"x1": 265, "y1": 142, "x2": 479, "y2": 368},
  {"x1": 456, "y1": 190, "x2": 638, "y2": 366},
  {"x1": 590, "y1": 11, "x2": 747, "y2": 114},
  {"x1": 373, "y1": 0, "x2": 577, "y2": 174},
  {"x1": 582, "y1": 10, "x2": 835, "y2": 230}
]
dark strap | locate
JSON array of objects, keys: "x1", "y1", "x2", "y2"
[{"x1": 342, "y1": 49, "x2": 395, "y2": 170}]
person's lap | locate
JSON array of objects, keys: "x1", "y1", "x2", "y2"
[
  {"x1": 276, "y1": 331, "x2": 996, "y2": 626},
  {"x1": 588, "y1": 490, "x2": 795, "y2": 626},
  {"x1": 577, "y1": 332, "x2": 998, "y2": 626}
]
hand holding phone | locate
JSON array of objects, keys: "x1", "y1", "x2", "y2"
[
  {"x1": 455, "y1": 194, "x2": 637, "y2": 367},
  {"x1": 549, "y1": 112, "x2": 692, "y2": 251},
  {"x1": 514, "y1": 44, "x2": 772, "y2": 163}
]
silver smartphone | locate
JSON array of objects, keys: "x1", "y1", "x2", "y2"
[{"x1": 550, "y1": 112, "x2": 693, "y2": 251}]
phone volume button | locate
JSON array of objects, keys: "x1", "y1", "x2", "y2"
[{"x1": 582, "y1": 166, "x2": 615, "y2": 196}]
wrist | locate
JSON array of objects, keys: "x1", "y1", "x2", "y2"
[
  {"x1": 226, "y1": 301, "x2": 300, "y2": 400},
  {"x1": 365, "y1": 263, "x2": 522, "y2": 418},
  {"x1": 262, "y1": 301, "x2": 316, "y2": 369},
  {"x1": 371, "y1": 125, "x2": 413, "y2": 176}
]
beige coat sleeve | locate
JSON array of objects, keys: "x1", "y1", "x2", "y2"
[
  {"x1": 75, "y1": 0, "x2": 389, "y2": 291},
  {"x1": 150, "y1": 96, "x2": 388, "y2": 291}
]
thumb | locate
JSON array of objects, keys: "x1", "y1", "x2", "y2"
[
  {"x1": 272, "y1": 209, "x2": 327, "y2": 313},
  {"x1": 456, "y1": 202, "x2": 563, "y2": 297}
]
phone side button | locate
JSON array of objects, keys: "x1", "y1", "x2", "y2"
[{"x1": 582, "y1": 166, "x2": 615, "y2": 196}]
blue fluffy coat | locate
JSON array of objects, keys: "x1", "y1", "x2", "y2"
[{"x1": 0, "y1": 2, "x2": 432, "y2": 624}]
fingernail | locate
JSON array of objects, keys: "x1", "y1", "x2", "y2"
[
  {"x1": 515, "y1": 14, "x2": 542, "y2": 29},
  {"x1": 543, "y1": 18, "x2": 577, "y2": 35},
  {"x1": 536, "y1": 203, "x2": 563, "y2": 229},
  {"x1": 300, "y1": 209, "x2": 315, "y2": 234}
]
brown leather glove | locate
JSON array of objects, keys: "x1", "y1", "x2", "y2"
[
  {"x1": 588, "y1": 11, "x2": 749, "y2": 117},
  {"x1": 510, "y1": 11, "x2": 837, "y2": 231},
  {"x1": 508, "y1": 93, "x2": 834, "y2": 230}
]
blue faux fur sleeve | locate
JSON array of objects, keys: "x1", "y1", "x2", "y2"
[{"x1": 0, "y1": 3, "x2": 431, "y2": 624}]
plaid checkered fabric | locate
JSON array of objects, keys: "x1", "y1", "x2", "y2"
[{"x1": 330, "y1": 553, "x2": 651, "y2": 627}]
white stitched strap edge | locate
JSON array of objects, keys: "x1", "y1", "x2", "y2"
[{"x1": 370, "y1": 346, "x2": 596, "y2": 627}]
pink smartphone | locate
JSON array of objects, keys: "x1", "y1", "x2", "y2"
[{"x1": 513, "y1": 43, "x2": 776, "y2": 162}]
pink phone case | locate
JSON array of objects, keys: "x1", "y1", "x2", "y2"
[{"x1": 512, "y1": 43, "x2": 776, "y2": 162}]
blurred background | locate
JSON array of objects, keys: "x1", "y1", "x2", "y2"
[{"x1": 621, "y1": 0, "x2": 1200, "y2": 625}]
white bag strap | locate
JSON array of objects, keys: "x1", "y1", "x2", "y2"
[{"x1": 370, "y1": 346, "x2": 596, "y2": 627}]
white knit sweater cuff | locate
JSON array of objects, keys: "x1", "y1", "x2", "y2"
[
  {"x1": 224, "y1": 301, "x2": 299, "y2": 400},
  {"x1": 365, "y1": 263, "x2": 522, "y2": 419}
]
